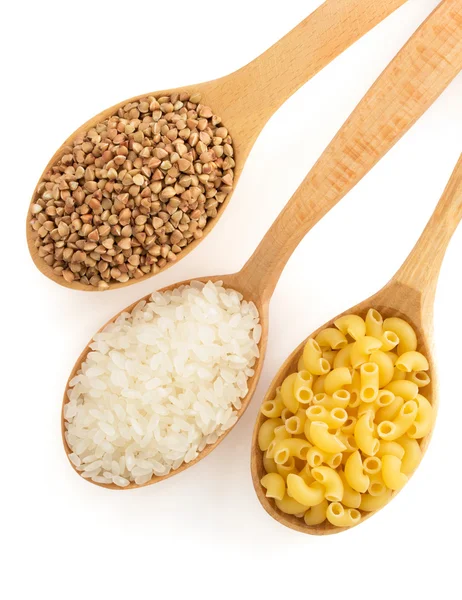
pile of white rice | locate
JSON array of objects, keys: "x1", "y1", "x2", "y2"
[{"x1": 64, "y1": 280, "x2": 261, "y2": 486}]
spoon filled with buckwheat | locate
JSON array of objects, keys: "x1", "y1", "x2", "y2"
[{"x1": 27, "y1": 0, "x2": 409, "y2": 291}]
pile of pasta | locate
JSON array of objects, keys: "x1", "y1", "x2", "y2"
[{"x1": 258, "y1": 310, "x2": 433, "y2": 529}]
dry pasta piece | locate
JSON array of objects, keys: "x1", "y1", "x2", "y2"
[
  {"x1": 258, "y1": 418, "x2": 283, "y2": 451},
  {"x1": 280, "y1": 408, "x2": 294, "y2": 424},
  {"x1": 360, "y1": 362, "x2": 379, "y2": 402},
  {"x1": 362, "y1": 456, "x2": 382, "y2": 475},
  {"x1": 381, "y1": 454, "x2": 408, "y2": 491},
  {"x1": 263, "y1": 452, "x2": 278, "y2": 474},
  {"x1": 354, "y1": 412, "x2": 379, "y2": 456},
  {"x1": 383, "y1": 317, "x2": 417, "y2": 354},
  {"x1": 293, "y1": 370, "x2": 314, "y2": 405},
  {"x1": 350, "y1": 336, "x2": 382, "y2": 369},
  {"x1": 310, "y1": 421, "x2": 346, "y2": 453},
  {"x1": 326, "y1": 503, "x2": 361, "y2": 527},
  {"x1": 340, "y1": 415, "x2": 357, "y2": 435},
  {"x1": 375, "y1": 389, "x2": 395, "y2": 408},
  {"x1": 294, "y1": 369, "x2": 314, "y2": 389},
  {"x1": 365, "y1": 309, "x2": 383, "y2": 338},
  {"x1": 338, "y1": 471, "x2": 361, "y2": 508},
  {"x1": 357, "y1": 401, "x2": 377, "y2": 418},
  {"x1": 303, "y1": 339, "x2": 331, "y2": 376},
  {"x1": 407, "y1": 394, "x2": 433, "y2": 439},
  {"x1": 395, "y1": 351, "x2": 429, "y2": 372},
  {"x1": 334, "y1": 315, "x2": 366, "y2": 341},
  {"x1": 281, "y1": 372, "x2": 299, "y2": 413},
  {"x1": 261, "y1": 473, "x2": 286, "y2": 500},
  {"x1": 311, "y1": 466, "x2": 343, "y2": 502},
  {"x1": 367, "y1": 473, "x2": 387, "y2": 497},
  {"x1": 344, "y1": 450, "x2": 369, "y2": 493},
  {"x1": 376, "y1": 441, "x2": 405, "y2": 460},
  {"x1": 398, "y1": 436, "x2": 422, "y2": 475},
  {"x1": 337, "y1": 432, "x2": 358, "y2": 454},
  {"x1": 323, "y1": 350, "x2": 337, "y2": 368},
  {"x1": 332, "y1": 389, "x2": 351, "y2": 408},
  {"x1": 324, "y1": 367, "x2": 352, "y2": 395},
  {"x1": 377, "y1": 400, "x2": 418, "y2": 441},
  {"x1": 284, "y1": 409, "x2": 307, "y2": 435},
  {"x1": 312, "y1": 375, "x2": 327, "y2": 394},
  {"x1": 276, "y1": 457, "x2": 298, "y2": 479},
  {"x1": 345, "y1": 370, "x2": 361, "y2": 407},
  {"x1": 379, "y1": 330, "x2": 400, "y2": 352},
  {"x1": 304, "y1": 498, "x2": 328, "y2": 526},
  {"x1": 275, "y1": 494, "x2": 310, "y2": 515},
  {"x1": 369, "y1": 350, "x2": 394, "y2": 387},
  {"x1": 297, "y1": 464, "x2": 315, "y2": 485},
  {"x1": 286, "y1": 475, "x2": 325, "y2": 507},
  {"x1": 266, "y1": 425, "x2": 290, "y2": 458},
  {"x1": 312, "y1": 392, "x2": 330, "y2": 406},
  {"x1": 333, "y1": 343, "x2": 353, "y2": 369},
  {"x1": 261, "y1": 393, "x2": 285, "y2": 418},
  {"x1": 407, "y1": 370, "x2": 431, "y2": 388},
  {"x1": 315, "y1": 328, "x2": 348, "y2": 350},
  {"x1": 384, "y1": 380, "x2": 418, "y2": 400},
  {"x1": 391, "y1": 366, "x2": 407, "y2": 381},
  {"x1": 386, "y1": 351, "x2": 398, "y2": 364},
  {"x1": 360, "y1": 490, "x2": 392, "y2": 511},
  {"x1": 273, "y1": 438, "x2": 311, "y2": 464},
  {"x1": 375, "y1": 395, "x2": 404, "y2": 423}
]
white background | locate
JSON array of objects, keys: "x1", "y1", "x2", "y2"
[{"x1": 2, "y1": 1, "x2": 461, "y2": 598}]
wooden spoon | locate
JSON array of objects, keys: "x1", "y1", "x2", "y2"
[
  {"x1": 28, "y1": 0, "x2": 410, "y2": 291},
  {"x1": 251, "y1": 153, "x2": 462, "y2": 534},
  {"x1": 62, "y1": 0, "x2": 462, "y2": 489}
]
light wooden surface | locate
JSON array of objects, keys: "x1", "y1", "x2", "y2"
[
  {"x1": 251, "y1": 153, "x2": 462, "y2": 535},
  {"x1": 62, "y1": 0, "x2": 462, "y2": 489},
  {"x1": 27, "y1": 0, "x2": 410, "y2": 291}
]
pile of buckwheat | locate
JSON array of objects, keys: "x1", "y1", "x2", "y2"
[{"x1": 29, "y1": 92, "x2": 234, "y2": 289}]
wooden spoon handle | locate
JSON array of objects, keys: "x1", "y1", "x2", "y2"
[
  {"x1": 226, "y1": 0, "x2": 409, "y2": 140},
  {"x1": 394, "y1": 154, "x2": 462, "y2": 298},
  {"x1": 241, "y1": 0, "x2": 462, "y2": 301}
]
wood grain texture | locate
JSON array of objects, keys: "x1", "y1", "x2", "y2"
[
  {"x1": 62, "y1": 0, "x2": 462, "y2": 490},
  {"x1": 241, "y1": 0, "x2": 462, "y2": 303},
  {"x1": 251, "y1": 153, "x2": 462, "y2": 535},
  {"x1": 27, "y1": 0, "x2": 410, "y2": 291}
]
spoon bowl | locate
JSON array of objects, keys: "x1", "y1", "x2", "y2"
[
  {"x1": 27, "y1": 0, "x2": 409, "y2": 291},
  {"x1": 61, "y1": 0, "x2": 462, "y2": 488},
  {"x1": 251, "y1": 153, "x2": 462, "y2": 534},
  {"x1": 62, "y1": 272, "x2": 270, "y2": 489}
]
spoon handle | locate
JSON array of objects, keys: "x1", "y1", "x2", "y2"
[
  {"x1": 227, "y1": 0, "x2": 409, "y2": 140},
  {"x1": 394, "y1": 154, "x2": 462, "y2": 301},
  {"x1": 241, "y1": 0, "x2": 462, "y2": 301}
]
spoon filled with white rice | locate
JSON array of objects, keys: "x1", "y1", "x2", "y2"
[{"x1": 63, "y1": 279, "x2": 263, "y2": 488}]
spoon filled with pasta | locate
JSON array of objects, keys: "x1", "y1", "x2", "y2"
[
  {"x1": 63, "y1": 0, "x2": 462, "y2": 489},
  {"x1": 251, "y1": 154, "x2": 462, "y2": 534}
]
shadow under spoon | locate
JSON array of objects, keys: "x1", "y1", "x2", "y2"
[
  {"x1": 27, "y1": 0, "x2": 409, "y2": 291},
  {"x1": 63, "y1": 0, "x2": 462, "y2": 489}
]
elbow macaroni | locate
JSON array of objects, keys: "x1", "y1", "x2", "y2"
[
  {"x1": 383, "y1": 317, "x2": 417, "y2": 354},
  {"x1": 324, "y1": 367, "x2": 352, "y2": 395},
  {"x1": 258, "y1": 309, "x2": 432, "y2": 529},
  {"x1": 261, "y1": 473, "x2": 285, "y2": 500}
]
